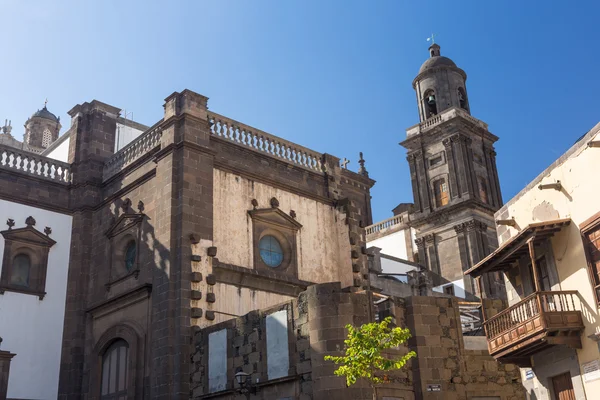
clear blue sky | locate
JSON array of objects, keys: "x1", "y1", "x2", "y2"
[{"x1": 2, "y1": 1, "x2": 599, "y2": 222}]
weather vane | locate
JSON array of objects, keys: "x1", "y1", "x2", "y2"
[{"x1": 426, "y1": 33, "x2": 435, "y2": 44}]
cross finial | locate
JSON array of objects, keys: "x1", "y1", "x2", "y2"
[
  {"x1": 44, "y1": 98, "x2": 48, "y2": 108},
  {"x1": 341, "y1": 158, "x2": 350, "y2": 169},
  {"x1": 426, "y1": 33, "x2": 435, "y2": 44}
]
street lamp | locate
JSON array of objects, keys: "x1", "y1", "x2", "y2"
[{"x1": 234, "y1": 370, "x2": 257, "y2": 397}]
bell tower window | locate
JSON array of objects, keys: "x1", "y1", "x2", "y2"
[
  {"x1": 433, "y1": 178, "x2": 449, "y2": 207},
  {"x1": 41, "y1": 128, "x2": 53, "y2": 148},
  {"x1": 458, "y1": 88, "x2": 469, "y2": 111},
  {"x1": 424, "y1": 90, "x2": 437, "y2": 118}
]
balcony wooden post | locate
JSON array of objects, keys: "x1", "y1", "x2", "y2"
[
  {"x1": 528, "y1": 237, "x2": 545, "y2": 321},
  {"x1": 528, "y1": 237, "x2": 541, "y2": 293},
  {"x1": 475, "y1": 276, "x2": 487, "y2": 320}
]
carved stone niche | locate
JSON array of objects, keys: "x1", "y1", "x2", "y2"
[
  {"x1": 0, "y1": 221, "x2": 56, "y2": 299},
  {"x1": 105, "y1": 213, "x2": 145, "y2": 290},
  {"x1": 248, "y1": 206, "x2": 302, "y2": 278}
]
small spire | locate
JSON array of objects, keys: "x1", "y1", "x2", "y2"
[{"x1": 358, "y1": 152, "x2": 368, "y2": 177}]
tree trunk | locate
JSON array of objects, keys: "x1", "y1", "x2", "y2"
[{"x1": 372, "y1": 385, "x2": 378, "y2": 400}]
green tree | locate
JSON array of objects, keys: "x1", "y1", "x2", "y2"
[{"x1": 324, "y1": 316, "x2": 416, "y2": 400}]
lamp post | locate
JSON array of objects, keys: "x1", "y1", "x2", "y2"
[{"x1": 234, "y1": 371, "x2": 257, "y2": 398}]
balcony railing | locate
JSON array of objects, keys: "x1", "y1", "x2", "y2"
[
  {"x1": 365, "y1": 214, "x2": 404, "y2": 237},
  {"x1": 0, "y1": 144, "x2": 71, "y2": 184},
  {"x1": 484, "y1": 291, "x2": 584, "y2": 361}
]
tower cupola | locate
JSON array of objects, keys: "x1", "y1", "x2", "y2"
[
  {"x1": 24, "y1": 101, "x2": 61, "y2": 151},
  {"x1": 413, "y1": 43, "x2": 469, "y2": 122}
]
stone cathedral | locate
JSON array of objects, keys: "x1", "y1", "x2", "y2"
[
  {"x1": 401, "y1": 43, "x2": 505, "y2": 298},
  {"x1": 0, "y1": 44, "x2": 526, "y2": 400}
]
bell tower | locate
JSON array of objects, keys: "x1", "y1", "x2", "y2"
[
  {"x1": 23, "y1": 101, "x2": 61, "y2": 152},
  {"x1": 401, "y1": 43, "x2": 504, "y2": 299}
]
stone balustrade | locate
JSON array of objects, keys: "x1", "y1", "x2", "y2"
[
  {"x1": 0, "y1": 144, "x2": 71, "y2": 184},
  {"x1": 406, "y1": 107, "x2": 489, "y2": 137},
  {"x1": 103, "y1": 126, "x2": 162, "y2": 181},
  {"x1": 365, "y1": 214, "x2": 404, "y2": 237},
  {"x1": 208, "y1": 112, "x2": 324, "y2": 172}
]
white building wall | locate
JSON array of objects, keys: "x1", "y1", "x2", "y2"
[
  {"x1": 0, "y1": 199, "x2": 72, "y2": 400},
  {"x1": 433, "y1": 277, "x2": 467, "y2": 299},
  {"x1": 115, "y1": 123, "x2": 144, "y2": 152},
  {"x1": 44, "y1": 135, "x2": 70, "y2": 162},
  {"x1": 368, "y1": 230, "x2": 409, "y2": 259}
]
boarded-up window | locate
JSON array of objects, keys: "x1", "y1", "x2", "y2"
[
  {"x1": 208, "y1": 329, "x2": 227, "y2": 393},
  {"x1": 433, "y1": 179, "x2": 449, "y2": 207},
  {"x1": 266, "y1": 310, "x2": 289, "y2": 380},
  {"x1": 478, "y1": 177, "x2": 489, "y2": 204}
]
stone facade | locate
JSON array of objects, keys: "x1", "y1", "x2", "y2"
[
  {"x1": 191, "y1": 282, "x2": 525, "y2": 400},
  {"x1": 0, "y1": 89, "x2": 374, "y2": 398},
  {"x1": 401, "y1": 44, "x2": 505, "y2": 300}
]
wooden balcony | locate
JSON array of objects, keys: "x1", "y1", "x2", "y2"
[{"x1": 484, "y1": 291, "x2": 584, "y2": 366}]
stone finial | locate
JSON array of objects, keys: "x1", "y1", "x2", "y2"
[
  {"x1": 137, "y1": 200, "x2": 145, "y2": 213},
  {"x1": 358, "y1": 152, "x2": 369, "y2": 177},
  {"x1": 6, "y1": 219, "x2": 14, "y2": 230},
  {"x1": 270, "y1": 197, "x2": 279, "y2": 208},
  {"x1": 2, "y1": 119, "x2": 12, "y2": 136},
  {"x1": 251, "y1": 199, "x2": 259, "y2": 210},
  {"x1": 121, "y1": 198, "x2": 132, "y2": 212},
  {"x1": 25, "y1": 216, "x2": 36, "y2": 227},
  {"x1": 44, "y1": 227, "x2": 52, "y2": 236},
  {"x1": 290, "y1": 210, "x2": 297, "y2": 219}
]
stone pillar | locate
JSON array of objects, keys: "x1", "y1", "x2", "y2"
[
  {"x1": 0, "y1": 349, "x2": 16, "y2": 399},
  {"x1": 150, "y1": 90, "x2": 214, "y2": 399},
  {"x1": 307, "y1": 283, "x2": 371, "y2": 400},
  {"x1": 442, "y1": 137, "x2": 459, "y2": 199},
  {"x1": 59, "y1": 101, "x2": 120, "y2": 399}
]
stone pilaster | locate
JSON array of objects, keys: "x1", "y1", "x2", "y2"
[
  {"x1": 485, "y1": 147, "x2": 503, "y2": 207},
  {"x1": 407, "y1": 153, "x2": 423, "y2": 212},
  {"x1": 414, "y1": 150, "x2": 431, "y2": 213},
  {"x1": 59, "y1": 101, "x2": 120, "y2": 399},
  {"x1": 0, "y1": 349, "x2": 16, "y2": 400},
  {"x1": 150, "y1": 90, "x2": 214, "y2": 399},
  {"x1": 451, "y1": 134, "x2": 472, "y2": 198},
  {"x1": 442, "y1": 137, "x2": 459, "y2": 199}
]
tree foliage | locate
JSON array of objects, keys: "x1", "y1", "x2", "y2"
[{"x1": 324, "y1": 316, "x2": 416, "y2": 390}]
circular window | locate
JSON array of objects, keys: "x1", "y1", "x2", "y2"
[
  {"x1": 259, "y1": 235, "x2": 284, "y2": 268},
  {"x1": 125, "y1": 241, "x2": 136, "y2": 272}
]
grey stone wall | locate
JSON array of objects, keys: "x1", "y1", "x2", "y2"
[{"x1": 190, "y1": 283, "x2": 525, "y2": 400}]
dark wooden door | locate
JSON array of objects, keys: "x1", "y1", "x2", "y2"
[{"x1": 551, "y1": 372, "x2": 575, "y2": 400}]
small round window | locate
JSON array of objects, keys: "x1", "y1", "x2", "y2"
[
  {"x1": 125, "y1": 241, "x2": 136, "y2": 272},
  {"x1": 259, "y1": 235, "x2": 284, "y2": 268}
]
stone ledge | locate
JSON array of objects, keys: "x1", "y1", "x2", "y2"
[{"x1": 213, "y1": 260, "x2": 313, "y2": 297}]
